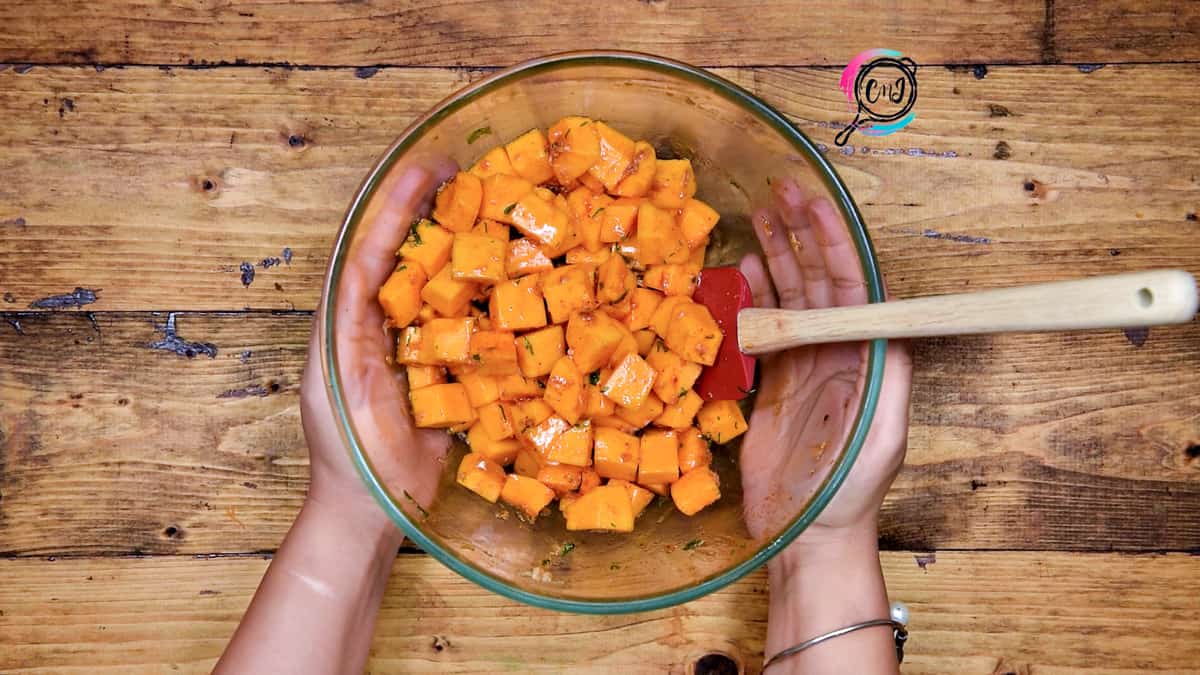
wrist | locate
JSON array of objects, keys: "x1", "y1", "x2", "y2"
[
  {"x1": 299, "y1": 495, "x2": 404, "y2": 559},
  {"x1": 769, "y1": 518, "x2": 879, "y2": 580}
]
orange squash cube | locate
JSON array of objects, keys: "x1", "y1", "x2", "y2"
[
  {"x1": 469, "y1": 145, "x2": 516, "y2": 179},
  {"x1": 432, "y1": 171, "x2": 483, "y2": 233},
  {"x1": 421, "y1": 263, "x2": 477, "y2": 317},
  {"x1": 592, "y1": 414, "x2": 639, "y2": 434},
  {"x1": 678, "y1": 427, "x2": 713, "y2": 472},
  {"x1": 697, "y1": 399, "x2": 748, "y2": 444},
  {"x1": 548, "y1": 116, "x2": 602, "y2": 184},
  {"x1": 565, "y1": 246, "x2": 611, "y2": 266},
  {"x1": 649, "y1": 158, "x2": 696, "y2": 209},
  {"x1": 450, "y1": 231, "x2": 507, "y2": 283},
  {"x1": 456, "y1": 453, "x2": 507, "y2": 503},
  {"x1": 583, "y1": 376, "x2": 615, "y2": 418},
  {"x1": 467, "y1": 423, "x2": 521, "y2": 466},
  {"x1": 643, "y1": 264, "x2": 699, "y2": 297},
  {"x1": 634, "y1": 329, "x2": 657, "y2": 356},
  {"x1": 626, "y1": 288, "x2": 663, "y2": 332},
  {"x1": 664, "y1": 301, "x2": 723, "y2": 366},
  {"x1": 599, "y1": 197, "x2": 640, "y2": 243},
  {"x1": 607, "y1": 325, "x2": 639, "y2": 368},
  {"x1": 577, "y1": 170, "x2": 605, "y2": 193},
  {"x1": 559, "y1": 491, "x2": 581, "y2": 514},
  {"x1": 500, "y1": 473, "x2": 556, "y2": 520},
  {"x1": 608, "y1": 479, "x2": 656, "y2": 518},
  {"x1": 504, "y1": 128, "x2": 555, "y2": 184},
  {"x1": 654, "y1": 389, "x2": 703, "y2": 429},
  {"x1": 541, "y1": 264, "x2": 597, "y2": 323},
  {"x1": 615, "y1": 393, "x2": 665, "y2": 430},
  {"x1": 510, "y1": 192, "x2": 570, "y2": 251},
  {"x1": 596, "y1": 254, "x2": 635, "y2": 305},
  {"x1": 513, "y1": 448, "x2": 545, "y2": 478},
  {"x1": 544, "y1": 356, "x2": 584, "y2": 424},
  {"x1": 496, "y1": 374, "x2": 542, "y2": 400},
  {"x1": 405, "y1": 365, "x2": 446, "y2": 390},
  {"x1": 592, "y1": 426, "x2": 639, "y2": 482},
  {"x1": 519, "y1": 414, "x2": 570, "y2": 455},
  {"x1": 587, "y1": 122, "x2": 637, "y2": 192},
  {"x1": 417, "y1": 303, "x2": 438, "y2": 324},
  {"x1": 601, "y1": 353, "x2": 657, "y2": 409},
  {"x1": 649, "y1": 295, "x2": 689, "y2": 338},
  {"x1": 478, "y1": 400, "x2": 514, "y2": 440},
  {"x1": 480, "y1": 173, "x2": 534, "y2": 224},
  {"x1": 640, "y1": 482, "x2": 670, "y2": 497},
  {"x1": 637, "y1": 201, "x2": 690, "y2": 265},
  {"x1": 671, "y1": 466, "x2": 721, "y2": 516},
  {"x1": 516, "y1": 324, "x2": 565, "y2": 377},
  {"x1": 397, "y1": 326, "x2": 437, "y2": 365},
  {"x1": 565, "y1": 483, "x2": 634, "y2": 532},
  {"x1": 580, "y1": 468, "x2": 602, "y2": 493},
  {"x1": 537, "y1": 463, "x2": 583, "y2": 495},
  {"x1": 409, "y1": 383, "x2": 476, "y2": 428},
  {"x1": 565, "y1": 311, "x2": 626, "y2": 373},
  {"x1": 506, "y1": 238, "x2": 554, "y2": 278},
  {"x1": 602, "y1": 291, "x2": 634, "y2": 324},
  {"x1": 567, "y1": 188, "x2": 613, "y2": 253},
  {"x1": 489, "y1": 276, "x2": 547, "y2": 331},
  {"x1": 678, "y1": 198, "x2": 720, "y2": 248},
  {"x1": 456, "y1": 370, "x2": 501, "y2": 407},
  {"x1": 398, "y1": 219, "x2": 455, "y2": 278},
  {"x1": 638, "y1": 429, "x2": 680, "y2": 485},
  {"x1": 613, "y1": 141, "x2": 657, "y2": 198},
  {"x1": 423, "y1": 317, "x2": 474, "y2": 365},
  {"x1": 473, "y1": 218, "x2": 510, "y2": 240},
  {"x1": 546, "y1": 421, "x2": 593, "y2": 466},
  {"x1": 646, "y1": 345, "x2": 704, "y2": 403},
  {"x1": 468, "y1": 330, "x2": 519, "y2": 376},
  {"x1": 507, "y1": 398, "x2": 554, "y2": 433},
  {"x1": 377, "y1": 263, "x2": 427, "y2": 329}
]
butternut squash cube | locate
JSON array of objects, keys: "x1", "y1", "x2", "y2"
[
  {"x1": 696, "y1": 399, "x2": 748, "y2": 444},
  {"x1": 577, "y1": 170, "x2": 605, "y2": 194},
  {"x1": 678, "y1": 198, "x2": 720, "y2": 248},
  {"x1": 565, "y1": 246, "x2": 611, "y2": 266},
  {"x1": 469, "y1": 145, "x2": 516, "y2": 179},
  {"x1": 417, "y1": 303, "x2": 438, "y2": 324},
  {"x1": 638, "y1": 429, "x2": 680, "y2": 485},
  {"x1": 613, "y1": 141, "x2": 657, "y2": 198},
  {"x1": 615, "y1": 393, "x2": 665, "y2": 430},
  {"x1": 634, "y1": 329, "x2": 657, "y2": 356},
  {"x1": 504, "y1": 128, "x2": 555, "y2": 184},
  {"x1": 456, "y1": 453, "x2": 506, "y2": 503},
  {"x1": 456, "y1": 370, "x2": 501, "y2": 407},
  {"x1": 648, "y1": 158, "x2": 696, "y2": 209},
  {"x1": 654, "y1": 389, "x2": 703, "y2": 429},
  {"x1": 424, "y1": 317, "x2": 474, "y2": 365},
  {"x1": 537, "y1": 463, "x2": 583, "y2": 495},
  {"x1": 565, "y1": 484, "x2": 634, "y2": 532},
  {"x1": 565, "y1": 311, "x2": 626, "y2": 373},
  {"x1": 480, "y1": 173, "x2": 534, "y2": 224},
  {"x1": 500, "y1": 473, "x2": 556, "y2": 520},
  {"x1": 626, "y1": 288, "x2": 664, "y2": 332},
  {"x1": 607, "y1": 479, "x2": 655, "y2": 518},
  {"x1": 583, "y1": 376, "x2": 615, "y2": 418},
  {"x1": 510, "y1": 192, "x2": 570, "y2": 251},
  {"x1": 516, "y1": 324, "x2": 564, "y2": 377},
  {"x1": 405, "y1": 365, "x2": 446, "y2": 390},
  {"x1": 541, "y1": 264, "x2": 596, "y2": 323},
  {"x1": 432, "y1": 171, "x2": 483, "y2": 233},
  {"x1": 546, "y1": 421, "x2": 593, "y2": 466},
  {"x1": 649, "y1": 295, "x2": 689, "y2": 337},
  {"x1": 377, "y1": 263, "x2": 427, "y2": 329},
  {"x1": 592, "y1": 426, "x2": 639, "y2": 482},
  {"x1": 496, "y1": 374, "x2": 542, "y2": 400},
  {"x1": 592, "y1": 414, "x2": 639, "y2": 434},
  {"x1": 607, "y1": 325, "x2": 639, "y2": 368},
  {"x1": 599, "y1": 197, "x2": 640, "y2": 243},
  {"x1": 678, "y1": 427, "x2": 712, "y2": 472},
  {"x1": 513, "y1": 448, "x2": 545, "y2": 478},
  {"x1": 468, "y1": 330, "x2": 519, "y2": 376},
  {"x1": 467, "y1": 423, "x2": 521, "y2": 466},
  {"x1": 567, "y1": 187, "x2": 612, "y2": 252},
  {"x1": 399, "y1": 218, "x2": 455, "y2": 278},
  {"x1": 559, "y1": 491, "x2": 581, "y2": 514},
  {"x1": 421, "y1": 264, "x2": 477, "y2": 317},
  {"x1": 643, "y1": 264, "x2": 699, "y2": 297},
  {"x1": 489, "y1": 276, "x2": 547, "y2": 331},
  {"x1": 587, "y1": 122, "x2": 637, "y2": 192},
  {"x1": 640, "y1": 482, "x2": 670, "y2": 497},
  {"x1": 637, "y1": 201, "x2": 690, "y2": 265},
  {"x1": 519, "y1": 414, "x2": 570, "y2": 455},
  {"x1": 601, "y1": 353, "x2": 657, "y2": 409},
  {"x1": 507, "y1": 398, "x2": 554, "y2": 433},
  {"x1": 646, "y1": 345, "x2": 704, "y2": 404},
  {"x1": 671, "y1": 467, "x2": 721, "y2": 516},
  {"x1": 506, "y1": 238, "x2": 554, "y2": 277},
  {"x1": 451, "y1": 231, "x2": 507, "y2": 283},
  {"x1": 602, "y1": 291, "x2": 634, "y2": 324},
  {"x1": 596, "y1": 254, "x2": 635, "y2": 304},
  {"x1": 548, "y1": 116, "x2": 601, "y2": 184},
  {"x1": 473, "y1": 218, "x2": 510, "y2": 240},
  {"x1": 580, "y1": 468, "x2": 602, "y2": 494},
  {"x1": 397, "y1": 326, "x2": 437, "y2": 365},
  {"x1": 410, "y1": 383, "x2": 476, "y2": 428},
  {"x1": 544, "y1": 356, "x2": 584, "y2": 424},
  {"x1": 478, "y1": 400, "x2": 514, "y2": 440},
  {"x1": 664, "y1": 301, "x2": 723, "y2": 366}
]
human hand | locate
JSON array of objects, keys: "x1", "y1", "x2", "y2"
[
  {"x1": 300, "y1": 159, "x2": 457, "y2": 534},
  {"x1": 737, "y1": 178, "x2": 913, "y2": 548}
]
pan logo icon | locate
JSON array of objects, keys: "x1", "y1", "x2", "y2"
[{"x1": 835, "y1": 49, "x2": 918, "y2": 146}]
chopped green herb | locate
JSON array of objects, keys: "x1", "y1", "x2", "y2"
[
  {"x1": 471, "y1": 353, "x2": 482, "y2": 362},
  {"x1": 499, "y1": 405, "x2": 508, "y2": 421},
  {"x1": 401, "y1": 490, "x2": 429, "y2": 518},
  {"x1": 408, "y1": 226, "x2": 423, "y2": 247},
  {"x1": 573, "y1": 420, "x2": 590, "y2": 429},
  {"x1": 467, "y1": 126, "x2": 493, "y2": 144},
  {"x1": 591, "y1": 207, "x2": 605, "y2": 218},
  {"x1": 559, "y1": 542, "x2": 576, "y2": 556},
  {"x1": 536, "y1": 379, "x2": 546, "y2": 389},
  {"x1": 503, "y1": 203, "x2": 517, "y2": 216},
  {"x1": 678, "y1": 387, "x2": 689, "y2": 401},
  {"x1": 588, "y1": 371, "x2": 601, "y2": 386},
  {"x1": 397, "y1": 264, "x2": 407, "y2": 271},
  {"x1": 580, "y1": 120, "x2": 591, "y2": 126},
  {"x1": 523, "y1": 337, "x2": 535, "y2": 355},
  {"x1": 683, "y1": 539, "x2": 704, "y2": 551}
]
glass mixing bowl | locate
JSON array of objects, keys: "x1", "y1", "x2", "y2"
[{"x1": 322, "y1": 51, "x2": 886, "y2": 613}]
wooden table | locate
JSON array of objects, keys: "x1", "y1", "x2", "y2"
[{"x1": 2, "y1": 2, "x2": 1198, "y2": 672}]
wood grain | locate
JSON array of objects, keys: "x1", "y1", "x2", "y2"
[
  {"x1": 0, "y1": 552, "x2": 1196, "y2": 673},
  {"x1": 2, "y1": 65, "x2": 1198, "y2": 312},
  {"x1": 1, "y1": 312, "x2": 1197, "y2": 556},
  {"x1": 0, "y1": 1, "x2": 1047, "y2": 68}
]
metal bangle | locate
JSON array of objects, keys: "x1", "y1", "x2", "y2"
[{"x1": 763, "y1": 617, "x2": 909, "y2": 670}]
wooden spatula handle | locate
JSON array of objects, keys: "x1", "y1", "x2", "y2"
[{"x1": 738, "y1": 270, "x2": 1198, "y2": 354}]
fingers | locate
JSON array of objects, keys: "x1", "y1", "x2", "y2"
[
  {"x1": 350, "y1": 165, "x2": 440, "y2": 296},
  {"x1": 773, "y1": 180, "x2": 834, "y2": 309},
  {"x1": 809, "y1": 197, "x2": 869, "y2": 307},
  {"x1": 751, "y1": 204, "x2": 807, "y2": 310},
  {"x1": 875, "y1": 339, "x2": 914, "y2": 445},
  {"x1": 738, "y1": 253, "x2": 778, "y2": 309}
]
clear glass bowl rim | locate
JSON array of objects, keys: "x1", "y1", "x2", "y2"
[{"x1": 321, "y1": 50, "x2": 888, "y2": 614}]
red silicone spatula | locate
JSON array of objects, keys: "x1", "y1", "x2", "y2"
[{"x1": 693, "y1": 267, "x2": 1198, "y2": 402}]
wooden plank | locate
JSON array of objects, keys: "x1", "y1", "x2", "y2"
[
  {"x1": 0, "y1": 1, "x2": 1045, "y2": 68},
  {"x1": 1053, "y1": 1, "x2": 1200, "y2": 64},
  {"x1": 2, "y1": 65, "x2": 1198, "y2": 312},
  {"x1": 1, "y1": 312, "x2": 1197, "y2": 555},
  {"x1": 0, "y1": 552, "x2": 1196, "y2": 673}
]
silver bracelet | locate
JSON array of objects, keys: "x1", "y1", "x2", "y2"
[{"x1": 763, "y1": 602, "x2": 910, "y2": 670}]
